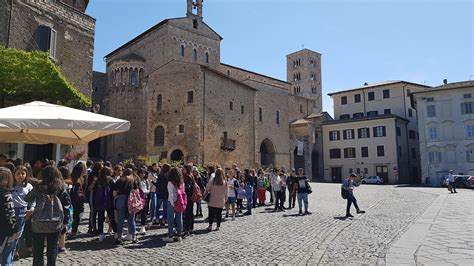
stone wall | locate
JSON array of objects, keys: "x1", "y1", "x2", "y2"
[
  {"x1": 202, "y1": 68, "x2": 256, "y2": 168},
  {"x1": 4, "y1": 0, "x2": 95, "y2": 98},
  {"x1": 0, "y1": 0, "x2": 12, "y2": 46}
]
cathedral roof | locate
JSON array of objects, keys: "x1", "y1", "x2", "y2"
[{"x1": 105, "y1": 17, "x2": 222, "y2": 59}]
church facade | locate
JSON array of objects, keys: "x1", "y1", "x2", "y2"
[{"x1": 100, "y1": 0, "x2": 327, "y2": 178}]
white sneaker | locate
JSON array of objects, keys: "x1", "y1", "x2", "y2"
[
  {"x1": 122, "y1": 234, "x2": 133, "y2": 241},
  {"x1": 98, "y1": 234, "x2": 105, "y2": 242},
  {"x1": 163, "y1": 236, "x2": 174, "y2": 242},
  {"x1": 176, "y1": 236, "x2": 182, "y2": 242},
  {"x1": 139, "y1": 227, "x2": 146, "y2": 235}
]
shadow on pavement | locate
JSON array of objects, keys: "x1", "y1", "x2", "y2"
[
  {"x1": 333, "y1": 216, "x2": 350, "y2": 221},
  {"x1": 282, "y1": 213, "x2": 302, "y2": 218},
  {"x1": 66, "y1": 237, "x2": 117, "y2": 251}
]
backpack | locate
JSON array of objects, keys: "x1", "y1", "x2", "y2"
[
  {"x1": 175, "y1": 183, "x2": 188, "y2": 213},
  {"x1": 341, "y1": 187, "x2": 348, "y2": 199},
  {"x1": 94, "y1": 185, "x2": 111, "y2": 211},
  {"x1": 32, "y1": 193, "x2": 64, "y2": 233},
  {"x1": 191, "y1": 182, "x2": 202, "y2": 203},
  {"x1": 128, "y1": 188, "x2": 145, "y2": 214}
]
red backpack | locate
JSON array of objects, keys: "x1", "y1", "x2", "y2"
[
  {"x1": 174, "y1": 183, "x2": 187, "y2": 213},
  {"x1": 128, "y1": 188, "x2": 145, "y2": 214},
  {"x1": 191, "y1": 182, "x2": 202, "y2": 203}
]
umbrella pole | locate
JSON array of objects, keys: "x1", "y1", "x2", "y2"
[{"x1": 54, "y1": 144, "x2": 61, "y2": 163}]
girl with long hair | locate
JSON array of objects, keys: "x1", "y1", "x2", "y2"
[{"x1": 204, "y1": 168, "x2": 228, "y2": 231}]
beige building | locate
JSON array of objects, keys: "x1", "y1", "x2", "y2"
[
  {"x1": 412, "y1": 80, "x2": 474, "y2": 185},
  {"x1": 322, "y1": 81, "x2": 430, "y2": 184},
  {"x1": 98, "y1": 0, "x2": 325, "y2": 178}
]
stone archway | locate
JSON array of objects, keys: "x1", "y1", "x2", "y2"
[
  {"x1": 260, "y1": 138, "x2": 275, "y2": 167},
  {"x1": 170, "y1": 149, "x2": 184, "y2": 162}
]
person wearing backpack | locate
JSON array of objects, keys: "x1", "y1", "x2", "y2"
[
  {"x1": 0, "y1": 167, "x2": 18, "y2": 265},
  {"x1": 243, "y1": 169, "x2": 254, "y2": 215},
  {"x1": 25, "y1": 166, "x2": 70, "y2": 266},
  {"x1": 69, "y1": 163, "x2": 86, "y2": 238},
  {"x1": 113, "y1": 168, "x2": 140, "y2": 245},
  {"x1": 163, "y1": 167, "x2": 187, "y2": 242},
  {"x1": 137, "y1": 167, "x2": 150, "y2": 235},
  {"x1": 182, "y1": 165, "x2": 196, "y2": 236},
  {"x1": 343, "y1": 173, "x2": 365, "y2": 218},
  {"x1": 93, "y1": 167, "x2": 116, "y2": 242},
  {"x1": 192, "y1": 167, "x2": 204, "y2": 218},
  {"x1": 86, "y1": 162, "x2": 103, "y2": 236}
]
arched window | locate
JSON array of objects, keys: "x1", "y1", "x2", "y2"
[
  {"x1": 193, "y1": 48, "x2": 197, "y2": 61},
  {"x1": 157, "y1": 94, "x2": 162, "y2": 111},
  {"x1": 205, "y1": 52, "x2": 209, "y2": 63},
  {"x1": 155, "y1": 126, "x2": 165, "y2": 146},
  {"x1": 180, "y1": 45, "x2": 185, "y2": 57},
  {"x1": 130, "y1": 70, "x2": 138, "y2": 86}
]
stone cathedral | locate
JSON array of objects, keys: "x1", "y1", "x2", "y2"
[{"x1": 98, "y1": 0, "x2": 330, "y2": 179}]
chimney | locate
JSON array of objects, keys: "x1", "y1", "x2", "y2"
[
  {"x1": 364, "y1": 82, "x2": 368, "y2": 86},
  {"x1": 443, "y1": 79, "x2": 448, "y2": 85}
]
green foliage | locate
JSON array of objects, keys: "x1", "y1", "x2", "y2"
[{"x1": 0, "y1": 46, "x2": 90, "y2": 108}]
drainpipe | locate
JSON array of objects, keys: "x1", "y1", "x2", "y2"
[{"x1": 402, "y1": 84, "x2": 412, "y2": 183}]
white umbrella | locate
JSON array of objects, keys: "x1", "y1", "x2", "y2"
[{"x1": 0, "y1": 101, "x2": 130, "y2": 145}]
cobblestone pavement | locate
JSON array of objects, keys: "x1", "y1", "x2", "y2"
[
  {"x1": 386, "y1": 187, "x2": 474, "y2": 265},
  {"x1": 16, "y1": 183, "x2": 472, "y2": 265}
]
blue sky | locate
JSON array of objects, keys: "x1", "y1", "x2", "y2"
[{"x1": 87, "y1": 0, "x2": 473, "y2": 115}]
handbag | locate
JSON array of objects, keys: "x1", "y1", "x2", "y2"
[
  {"x1": 204, "y1": 192, "x2": 211, "y2": 202},
  {"x1": 306, "y1": 181, "x2": 313, "y2": 194}
]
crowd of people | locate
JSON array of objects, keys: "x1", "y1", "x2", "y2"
[{"x1": 0, "y1": 153, "x2": 364, "y2": 265}]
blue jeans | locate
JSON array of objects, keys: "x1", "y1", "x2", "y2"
[
  {"x1": 116, "y1": 195, "x2": 136, "y2": 237},
  {"x1": 346, "y1": 191, "x2": 359, "y2": 214},
  {"x1": 297, "y1": 193, "x2": 308, "y2": 212},
  {"x1": 149, "y1": 192, "x2": 158, "y2": 221},
  {"x1": 2, "y1": 207, "x2": 26, "y2": 265},
  {"x1": 166, "y1": 201, "x2": 182, "y2": 237},
  {"x1": 157, "y1": 198, "x2": 168, "y2": 222}
]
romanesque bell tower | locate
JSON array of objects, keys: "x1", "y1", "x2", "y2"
[
  {"x1": 286, "y1": 49, "x2": 322, "y2": 113},
  {"x1": 187, "y1": 0, "x2": 203, "y2": 20}
]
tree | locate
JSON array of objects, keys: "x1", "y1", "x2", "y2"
[{"x1": 0, "y1": 46, "x2": 91, "y2": 108}]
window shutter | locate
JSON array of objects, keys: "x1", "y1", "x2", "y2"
[
  {"x1": 329, "y1": 132, "x2": 333, "y2": 141},
  {"x1": 382, "y1": 126, "x2": 386, "y2": 136},
  {"x1": 343, "y1": 130, "x2": 347, "y2": 140},
  {"x1": 35, "y1": 25, "x2": 51, "y2": 52},
  {"x1": 367, "y1": 128, "x2": 371, "y2": 138},
  {"x1": 351, "y1": 129, "x2": 355, "y2": 139},
  {"x1": 344, "y1": 148, "x2": 348, "y2": 158},
  {"x1": 337, "y1": 131, "x2": 340, "y2": 140},
  {"x1": 373, "y1": 127, "x2": 377, "y2": 137},
  {"x1": 357, "y1": 129, "x2": 361, "y2": 138}
]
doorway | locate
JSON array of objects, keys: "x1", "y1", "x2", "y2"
[
  {"x1": 376, "y1": 165, "x2": 389, "y2": 184},
  {"x1": 260, "y1": 139, "x2": 275, "y2": 167}
]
